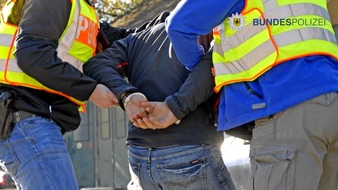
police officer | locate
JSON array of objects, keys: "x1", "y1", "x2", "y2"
[
  {"x1": 0, "y1": 0, "x2": 121, "y2": 189},
  {"x1": 163, "y1": 0, "x2": 338, "y2": 189}
]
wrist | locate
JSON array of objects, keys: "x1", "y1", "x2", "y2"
[
  {"x1": 122, "y1": 92, "x2": 147, "y2": 109},
  {"x1": 164, "y1": 101, "x2": 181, "y2": 125}
]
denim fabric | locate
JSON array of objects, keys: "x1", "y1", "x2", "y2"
[
  {"x1": 128, "y1": 144, "x2": 235, "y2": 190},
  {"x1": 0, "y1": 116, "x2": 78, "y2": 190}
]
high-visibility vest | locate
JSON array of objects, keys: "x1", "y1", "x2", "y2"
[
  {"x1": 213, "y1": 0, "x2": 338, "y2": 92},
  {"x1": 0, "y1": 0, "x2": 99, "y2": 110}
]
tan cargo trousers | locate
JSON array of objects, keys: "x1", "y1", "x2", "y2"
[{"x1": 250, "y1": 92, "x2": 338, "y2": 190}]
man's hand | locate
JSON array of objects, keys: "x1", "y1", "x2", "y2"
[
  {"x1": 133, "y1": 101, "x2": 178, "y2": 130},
  {"x1": 89, "y1": 84, "x2": 119, "y2": 108},
  {"x1": 125, "y1": 93, "x2": 148, "y2": 122}
]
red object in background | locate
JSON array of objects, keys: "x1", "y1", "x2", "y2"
[{"x1": 0, "y1": 170, "x2": 15, "y2": 189}]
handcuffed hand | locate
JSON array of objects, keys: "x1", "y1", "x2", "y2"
[
  {"x1": 124, "y1": 93, "x2": 148, "y2": 123},
  {"x1": 132, "y1": 101, "x2": 178, "y2": 130}
]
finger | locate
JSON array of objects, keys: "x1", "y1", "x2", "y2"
[
  {"x1": 129, "y1": 114, "x2": 136, "y2": 123},
  {"x1": 145, "y1": 106, "x2": 154, "y2": 113},
  {"x1": 134, "y1": 118, "x2": 149, "y2": 129},
  {"x1": 136, "y1": 110, "x2": 148, "y2": 118},
  {"x1": 107, "y1": 92, "x2": 118, "y2": 103},
  {"x1": 112, "y1": 102, "x2": 119, "y2": 107},
  {"x1": 148, "y1": 117, "x2": 172, "y2": 129},
  {"x1": 130, "y1": 114, "x2": 142, "y2": 123},
  {"x1": 141, "y1": 117, "x2": 158, "y2": 129},
  {"x1": 141, "y1": 101, "x2": 155, "y2": 108},
  {"x1": 133, "y1": 121, "x2": 140, "y2": 128}
]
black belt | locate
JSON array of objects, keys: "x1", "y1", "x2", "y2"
[{"x1": 13, "y1": 111, "x2": 37, "y2": 123}]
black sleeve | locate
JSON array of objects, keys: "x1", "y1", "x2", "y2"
[
  {"x1": 99, "y1": 20, "x2": 130, "y2": 45},
  {"x1": 83, "y1": 37, "x2": 139, "y2": 107},
  {"x1": 165, "y1": 52, "x2": 215, "y2": 120},
  {"x1": 14, "y1": 0, "x2": 97, "y2": 101}
]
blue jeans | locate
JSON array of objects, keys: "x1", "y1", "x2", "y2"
[
  {"x1": 128, "y1": 144, "x2": 236, "y2": 190},
  {"x1": 0, "y1": 116, "x2": 78, "y2": 190}
]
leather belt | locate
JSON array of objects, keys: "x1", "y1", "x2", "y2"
[{"x1": 13, "y1": 111, "x2": 37, "y2": 123}]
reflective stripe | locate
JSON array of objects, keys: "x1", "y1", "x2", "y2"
[
  {"x1": 277, "y1": 0, "x2": 327, "y2": 10},
  {"x1": 273, "y1": 3, "x2": 328, "y2": 19},
  {"x1": 0, "y1": 34, "x2": 15, "y2": 46},
  {"x1": 213, "y1": 0, "x2": 338, "y2": 91},
  {"x1": 0, "y1": 58, "x2": 17, "y2": 71},
  {"x1": 274, "y1": 26, "x2": 336, "y2": 47},
  {"x1": 0, "y1": 0, "x2": 99, "y2": 108},
  {"x1": 213, "y1": 37, "x2": 276, "y2": 75},
  {"x1": 0, "y1": 46, "x2": 14, "y2": 59},
  {"x1": 57, "y1": 0, "x2": 83, "y2": 70},
  {"x1": 0, "y1": 70, "x2": 83, "y2": 110},
  {"x1": 214, "y1": 53, "x2": 277, "y2": 89},
  {"x1": 222, "y1": 3, "x2": 331, "y2": 51},
  {"x1": 214, "y1": 39, "x2": 338, "y2": 91},
  {"x1": 58, "y1": 0, "x2": 98, "y2": 65},
  {"x1": 214, "y1": 27, "x2": 337, "y2": 75}
]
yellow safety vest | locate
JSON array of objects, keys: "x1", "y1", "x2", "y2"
[
  {"x1": 0, "y1": 0, "x2": 99, "y2": 110},
  {"x1": 213, "y1": 0, "x2": 338, "y2": 92}
]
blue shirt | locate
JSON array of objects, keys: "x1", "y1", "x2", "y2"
[{"x1": 166, "y1": 0, "x2": 338, "y2": 131}]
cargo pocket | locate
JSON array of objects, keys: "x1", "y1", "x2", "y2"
[{"x1": 250, "y1": 139, "x2": 306, "y2": 190}]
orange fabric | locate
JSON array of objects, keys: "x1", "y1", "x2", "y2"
[{"x1": 76, "y1": 14, "x2": 98, "y2": 49}]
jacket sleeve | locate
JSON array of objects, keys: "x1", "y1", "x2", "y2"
[
  {"x1": 14, "y1": 0, "x2": 97, "y2": 101},
  {"x1": 165, "y1": 0, "x2": 244, "y2": 70},
  {"x1": 83, "y1": 37, "x2": 139, "y2": 107},
  {"x1": 165, "y1": 52, "x2": 215, "y2": 120}
]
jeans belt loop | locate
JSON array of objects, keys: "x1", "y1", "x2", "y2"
[{"x1": 13, "y1": 111, "x2": 36, "y2": 123}]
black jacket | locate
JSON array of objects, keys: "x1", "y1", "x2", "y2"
[
  {"x1": 84, "y1": 23, "x2": 224, "y2": 147},
  {"x1": 1, "y1": 0, "x2": 96, "y2": 132},
  {"x1": 1, "y1": 0, "x2": 166, "y2": 132}
]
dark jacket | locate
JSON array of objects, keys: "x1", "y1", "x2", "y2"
[
  {"x1": 1, "y1": 0, "x2": 165, "y2": 133},
  {"x1": 83, "y1": 23, "x2": 224, "y2": 147},
  {"x1": 1, "y1": 0, "x2": 96, "y2": 132}
]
